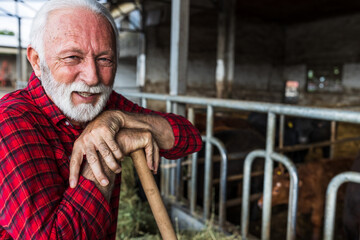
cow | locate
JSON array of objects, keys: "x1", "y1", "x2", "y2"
[
  {"x1": 195, "y1": 128, "x2": 266, "y2": 223},
  {"x1": 343, "y1": 153, "x2": 360, "y2": 240},
  {"x1": 248, "y1": 112, "x2": 331, "y2": 163},
  {"x1": 258, "y1": 159, "x2": 353, "y2": 240},
  {"x1": 194, "y1": 111, "x2": 252, "y2": 134}
]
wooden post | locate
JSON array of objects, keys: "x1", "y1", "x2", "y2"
[{"x1": 131, "y1": 150, "x2": 177, "y2": 240}]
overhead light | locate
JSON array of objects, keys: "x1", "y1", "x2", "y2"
[{"x1": 111, "y1": 3, "x2": 138, "y2": 19}]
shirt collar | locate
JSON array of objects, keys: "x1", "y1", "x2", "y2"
[{"x1": 27, "y1": 72, "x2": 69, "y2": 126}]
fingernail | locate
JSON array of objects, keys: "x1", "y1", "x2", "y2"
[
  {"x1": 115, "y1": 168, "x2": 121, "y2": 174},
  {"x1": 70, "y1": 179, "x2": 76, "y2": 188},
  {"x1": 101, "y1": 179, "x2": 109, "y2": 186}
]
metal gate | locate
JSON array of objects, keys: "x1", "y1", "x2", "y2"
[{"x1": 119, "y1": 91, "x2": 360, "y2": 240}]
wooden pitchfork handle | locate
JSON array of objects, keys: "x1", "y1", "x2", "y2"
[{"x1": 130, "y1": 149, "x2": 177, "y2": 240}]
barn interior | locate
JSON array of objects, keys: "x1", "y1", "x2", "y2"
[
  {"x1": 2, "y1": 0, "x2": 360, "y2": 239},
  {"x1": 108, "y1": 0, "x2": 360, "y2": 107},
  {"x1": 109, "y1": 1, "x2": 360, "y2": 239}
]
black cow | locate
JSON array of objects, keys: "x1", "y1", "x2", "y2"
[
  {"x1": 248, "y1": 112, "x2": 331, "y2": 163},
  {"x1": 195, "y1": 128, "x2": 266, "y2": 223}
]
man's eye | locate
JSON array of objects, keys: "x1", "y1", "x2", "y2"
[
  {"x1": 63, "y1": 56, "x2": 80, "y2": 63},
  {"x1": 98, "y1": 58, "x2": 113, "y2": 66},
  {"x1": 98, "y1": 58, "x2": 111, "y2": 62}
]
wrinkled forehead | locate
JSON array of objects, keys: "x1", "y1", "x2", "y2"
[{"x1": 44, "y1": 7, "x2": 116, "y2": 46}]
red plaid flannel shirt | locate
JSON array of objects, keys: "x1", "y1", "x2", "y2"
[{"x1": 0, "y1": 73, "x2": 202, "y2": 239}]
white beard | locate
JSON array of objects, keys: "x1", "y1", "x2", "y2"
[{"x1": 39, "y1": 63, "x2": 112, "y2": 123}]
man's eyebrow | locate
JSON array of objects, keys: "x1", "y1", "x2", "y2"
[
  {"x1": 57, "y1": 49, "x2": 115, "y2": 56},
  {"x1": 58, "y1": 48, "x2": 84, "y2": 55},
  {"x1": 97, "y1": 50, "x2": 115, "y2": 56}
]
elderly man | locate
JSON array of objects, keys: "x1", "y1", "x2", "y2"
[{"x1": 0, "y1": 0, "x2": 202, "y2": 239}]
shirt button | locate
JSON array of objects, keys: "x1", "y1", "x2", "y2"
[{"x1": 65, "y1": 121, "x2": 70, "y2": 126}]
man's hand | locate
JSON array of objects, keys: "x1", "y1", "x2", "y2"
[
  {"x1": 81, "y1": 153, "x2": 116, "y2": 202},
  {"x1": 116, "y1": 128, "x2": 160, "y2": 173},
  {"x1": 69, "y1": 111, "x2": 125, "y2": 188},
  {"x1": 69, "y1": 110, "x2": 173, "y2": 189},
  {"x1": 69, "y1": 128, "x2": 160, "y2": 188}
]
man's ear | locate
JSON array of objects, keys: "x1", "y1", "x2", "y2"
[{"x1": 27, "y1": 46, "x2": 41, "y2": 77}]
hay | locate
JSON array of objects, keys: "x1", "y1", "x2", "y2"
[
  {"x1": 116, "y1": 157, "x2": 241, "y2": 240},
  {"x1": 116, "y1": 157, "x2": 158, "y2": 239}
]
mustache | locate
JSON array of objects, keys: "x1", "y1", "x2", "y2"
[{"x1": 53, "y1": 80, "x2": 112, "y2": 94}]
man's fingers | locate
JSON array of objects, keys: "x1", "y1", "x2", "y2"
[
  {"x1": 103, "y1": 135, "x2": 123, "y2": 160},
  {"x1": 144, "y1": 139, "x2": 154, "y2": 171},
  {"x1": 116, "y1": 129, "x2": 160, "y2": 173},
  {"x1": 69, "y1": 149, "x2": 84, "y2": 188},
  {"x1": 86, "y1": 148, "x2": 109, "y2": 186},
  {"x1": 98, "y1": 141, "x2": 122, "y2": 173},
  {"x1": 153, "y1": 142, "x2": 160, "y2": 174}
]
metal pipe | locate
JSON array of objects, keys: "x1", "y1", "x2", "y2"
[
  {"x1": 190, "y1": 152, "x2": 198, "y2": 215},
  {"x1": 208, "y1": 136, "x2": 228, "y2": 228},
  {"x1": 226, "y1": 0, "x2": 236, "y2": 98},
  {"x1": 170, "y1": 0, "x2": 189, "y2": 97},
  {"x1": 160, "y1": 157, "x2": 166, "y2": 196},
  {"x1": 162, "y1": 157, "x2": 170, "y2": 197},
  {"x1": 170, "y1": 102, "x2": 178, "y2": 197},
  {"x1": 141, "y1": 97, "x2": 147, "y2": 108},
  {"x1": 241, "y1": 150, "x2": 298, "y2": 240},
  {"x1": 190, "y1": 135, "x2": 227, "y2": 225},
  {"x1": 330, "y1": 121, "x2": 336, "y2": 159},
  {"x1": 123, "y1": 92, "x2": 360, "y2": 124},
  {"x1": 262, "y1": 112, "x2": 276, "y2": 240},
  {"x1": 187, "y1": 107, "x2": 195, "y2": 203},
  {"x1": 241, "y1": 150, "x2": 265, "y2": 239},
  {"x1": 176, "y1": 158, "x2": 182, "y2": 201},
  {"x1": 136, "y1": 26, "x2": 146, "y2": 87},
  {"x1": 166, "y1": 100, "x2": 172, "y2": 113},
  {"x1": 170, "y1": 160, "x2": 175, "y2": 196},
  {"x1": 163, "y1": 100, "x2": 172, "y2": 197},
  {"x1": 203, "y1": 105, "x2": 214, "y2": 220},
  {"x1": 277, "y1": 136, "x2": 360, "y2": 153},
  {"x1": 216, "y1": 0, "x2": 226, "y2": 99},
  {"x1": 323, "y1": 172, "x2": 360, "y2": 240},
  {"x1": 271, "y1": 152, "x2": 298, "y2": 240},
  {"x1": 213, "y1": 170, "x2": 264, "y2": 184},
  {"x1": 279, "y1": 114, "x2": 285, "y2": 151},
  {"x1": 227, "y1": 193, "x2": 263, "y2": 208},
  {"x1": 171, "y1": 102, "x2": 182, "y2": 198}
]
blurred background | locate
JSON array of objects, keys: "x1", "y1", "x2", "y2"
[{"x1": 2, "y1": 0, "x2": 360, "y2": 107}]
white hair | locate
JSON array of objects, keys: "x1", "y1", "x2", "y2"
[{"x1": 30, "y1": 0, "x2": 119, "y2": 63}]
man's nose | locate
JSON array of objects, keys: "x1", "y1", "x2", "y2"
[{"x1": 81, "y1": 59, "x2": 100, "y2": 86}]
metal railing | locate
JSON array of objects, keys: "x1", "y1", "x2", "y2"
[
  {"x1": 241, "y1": 150, "x2": 298, "y2": 240},
  {"x1": 323, "y1": 172, "x2": 360, "y2": 240},
  {"x1": 120, "y1": 91, "x2": 360, "y2": 240}
]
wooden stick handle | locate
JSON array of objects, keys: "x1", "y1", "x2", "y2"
[{"x1": 130, "y1": 149, "x2": 177, "y2": 240}]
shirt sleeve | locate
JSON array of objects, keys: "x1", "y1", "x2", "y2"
[
  {"x1": 0, "y1": 110, "x2": 111, "y2": 239},
  {"x1": 112, "y1": 94, "x2": 203, "y2": 159}
]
